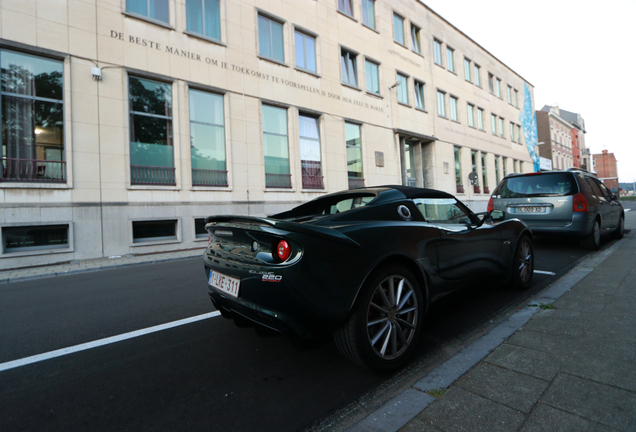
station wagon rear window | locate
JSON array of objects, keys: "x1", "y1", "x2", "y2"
[{"x1": 498, "y1": 173, "x2": 577, "y2": 198}]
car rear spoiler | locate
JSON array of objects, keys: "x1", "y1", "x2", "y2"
[{"x1": 204, "y1": 215, "x2": 360, "y2": 247}]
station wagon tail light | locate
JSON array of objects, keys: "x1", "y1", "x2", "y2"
[
  {"x1": 277, "y1": 240, "x2": 291, "y2": 261},
  {"x1": 487, "y1": 196, "x2": 494, "y2": 212},
  {"x1": 573, "y1": 193, "x2": 588, "y2": 212}
]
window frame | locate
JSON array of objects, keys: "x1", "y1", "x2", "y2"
[
  {"x1": 446, "y1": 46, "x2": 455, "y2": 73},
  {"x1": 125, "y1": 0, "x2": 170, "y2": 26},
  {"x1": 411, "y1": 24, "x2": 422, "y2": 55},
  {"x1": 474, "y1": 64, "x2": 481, "y2": 87},
  {"x1": 345, "y1": 121, "x2": 364, "y2": 189},
  {"x1": 467, "y1": 103, "x2": 475, "y2": 128},
  {"x1": 337, "y1": 0, "x2": 354, "y2": 18},
  {"x1": 185, "y1": 0, "x2": 221, "y2": 42},
  {"x1": 299, "y1": 112, "x2": 324, "y2": 190},
  {"x1": 340, "y1": 47, "x2": 359, "y2": 88},
  {"x1": 364, "y1": 58, "x2": 380, "y2": 96},
  {"x1": 477, "y1": 107, "x2": 485, "y2": 131},
  {"x1": 361, "y1": 0, "x2": 376, "y2": 30},
  {"x1": 294, "y1": 27, "x2": 317, "y2": 74},
  {"x1": 449, "y1": 95, "x2": 458, "y2": 122},
  {"x1": 396, "y1": 72, "x2": 409, "y2": 106},
  {"x1": 262, "y1": 103, "x2": 292, "y2": 189},
  {"x1": 1, "y1": 223, "x2": 72, "y2": 255},
  {"x1": 433, "y1": 39, "x2": 443, "y2": 66},
  {"x1": 464, "y1": 58, "x2": 471, "y2": 82},
  {"x1": 257, "y1": 12, "x2": 286, "y2": 64},
  {"x1": 414, "y1": 80, "x2": 425, "y2": 111},
  {"x1": 436, "y1": 90, "x2": 446, "y2": 118},
  {"x1": 393, "y1": 13, "x2": 406, "y2": 46}
]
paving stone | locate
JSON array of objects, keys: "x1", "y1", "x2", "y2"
[
  {"x1": 415, "y1": 387, "x2": 525, "y2": 432},
  {"x1": 456, "y1": 363, "x2": 549, "y2": 413},
  {"x1": 551, "y1": 294, "x2": 609, "y2": 313},
  {"x1": 563, "y1": 351, "x2": 636, "y2": 392},
  {"x1": 484, "y1": 344, "x2": 564, "y2": 381},
  {"x1": 522, "y1": 314, "x2": 589, "y2": 339},
  {"x1": 542, "y1": 373, "x2": 636, "y2": 431},
  {"x1": 574, "y1": 333, "x2": 636, "y2": 363},
  {"x1": 529, "y1": 309, "x2": 599, "y2": 327},
  {"x1": 520, "y1": 402, "x2": 614, "y2": 432},
  {"x1": 397, "y1": 418, "x2": 442, "y2": 432},
  {"x1": 507, "y1": 329, "x2": 580, "y2": 357},
  {"x1": 587, "y1": 319, "x2": 636, "y2": 343}
]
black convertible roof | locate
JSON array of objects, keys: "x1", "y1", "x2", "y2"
[{"x1": 371, "y1": 185, "x2": 456, "y2": 200}]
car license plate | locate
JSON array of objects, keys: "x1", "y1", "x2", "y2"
[
  {"x1": 515, "y1": 206, "x2": 546, "y2": 213},
  {"x1": 209, "y1": 270, "x2": 240, "y2": 298}
]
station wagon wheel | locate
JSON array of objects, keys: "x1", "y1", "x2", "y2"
[
  {"x1": 510, "y1": 235, "x2": 534, "y2": 290},
  {"x1": 581, "y1": 220, "x2": 601, "y2": 250},
  {"x1": 611, "y1": 216, "x2": 624, "y2": 240},
  {"x1": 334, "y1": 265, "x2": 424, "y2": 372}
]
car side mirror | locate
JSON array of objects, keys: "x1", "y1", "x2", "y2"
[{"x1": 490, "y1": 209, "x2": 505, "y2": 221}]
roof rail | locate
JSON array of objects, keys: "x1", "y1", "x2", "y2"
[{"x1": 567, "y1": 167, "x2": 590, "y2": 173}]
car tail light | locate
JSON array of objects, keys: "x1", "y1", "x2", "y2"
[
  {"x1": 573, "y1": 193, "x2": 588, "y2": 212},
  {"x1": 276, "y1": 240, "x2": 291, "y2": 261},
  {"x1": 487, "y1": 196, "x2": 494, "y2": 212}
]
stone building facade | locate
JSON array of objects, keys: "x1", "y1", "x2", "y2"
[{"x1": 0, "y1": 0, "x2": 535, "y2": 269}]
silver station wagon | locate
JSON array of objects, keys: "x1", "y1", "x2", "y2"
[{"x1": 488, "y1": 169, "x2": 624, "y2": 250}]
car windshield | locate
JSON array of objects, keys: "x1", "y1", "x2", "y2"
[
  {"x1": 499, "y1": 173, "x2": 577, "y2": 198},
  {"x1": 413, "y1": 198, "x2": 472, "y2": 224}
]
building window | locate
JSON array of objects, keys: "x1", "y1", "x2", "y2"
[
  {"x1": 436, "y1": 91, "x2": 446, "y2": 117},
  {"x1": 396, "y1": 73, "x2": 409, "y2": 105},
  {"x1": 507, "y1": 85, "x2": 512, "y2": 104},
  {"x1": 449, "y1": 96, "x2": 458, "y2": 121},
  {"x1": 496, "y1": 78, "x2": 502, "y2": 98},
  {"x1": 258, "y1": 14, "x2": 284, "y2": 63},
  {"x1": 1, "y1": 50, "x2": 65, "y2": 183},
  {"x1": 488, "y1": 73, "x2": 494, "y2": 93},
  {"x1": 393, "y1": 14, "x2": 405, "y2": 45},
  {"x1": 2, "y1": 224, "x2": 68, "y2": 252},
  {"x1": 502, "y1": 157, "x2": 508, "y2": 177},
  {"x1": 361, "y1": 0, "x2": 376, "y2": 29},
  {"x1": 499, "y1": 117, "x2": 504, "y2": 138},
  {"x1": 514, "y1": 89, "x2": 519, "y2": 108},
  {"x1": 474, "y1": 64, "x2": 481, "y2": 87},
  {"x1": 194, "y1": 218, "x2": 207, "y2": 238},
  {"x1": 481, "y1": 153, "x2": 488, "y2": 192},
  {"x1": 446, "y1": 47, "x2": 455, "y2": 73},
  {"x1": 495, "y1": 156, "x2": 500, "y2": 184},
  {"x1": 338, "y1": 0, "x2": 353, "y2": 17},
  {"x1": 434, "y1": 39, "x2": 443, "y2": 66},
  {"x1": 126, "y1": 0, "x2": 169, "y2": 23},
  {"x1": 414, "y1": 81, "x2": 425, "y2": 110},
  {"x1": 345, "y1": 122, "x2": 364, "y2": 189},
  {"x1": 510, "y1": 122, "x2": 515, "y2": 142},
  {"x1": 454, "y1": 146, "x2": 463, "y2": 193},
  {"x1": 491, "y1": 113, "x2": 497, "y2": 135},
  {"x1": 365, "y1": 59, "x2": 380, "y2": 95},
  {"x1": 471, "y1": 150, "x2": 479, "y2": 187},
  {"x1": 477, "y1": 108, "x2": 484, "y2": 131},
  {"x1": 411, "y1": 25, "x2": 421, "y2": 54},
  {"x1": 517, "y1": 125, "x2": 522, "y2": 143},
  {"x1": 262, "y1": 105, "x2": 291, "y2": 188},
  {"x1": 467, "y1": 104, "x2": 475, "y2": 127},
  {"x1": 341, "y1": 48, "x2": 358, "y2": 87},
  {"x1": 132, "y1": 220, "x2": 178, "y2": 243},
  {"x1": 464, "y1": 58, "x2": 471, "y2": 82},
  {"x1": 186, "y1": 0, "x2": 220, "y2": 41},
  {"x1": 299, "y1": 114, "x2": 323, "y2": 189},
  {"x1": 129, "y1": 76, "x2": 175, "y2": 185},
  {"x1": 294, "y1": 30, "x2": 316, "y2": 73},
  {"x1": 189, "y1": 89, "x2": 227, "y2": 187}
]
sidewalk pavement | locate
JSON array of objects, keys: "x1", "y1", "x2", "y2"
[
  {"x1": 0, "y1": 248, "x2": 205, "y2": 284},
  {"x1": 348, "y1": 216, "x2": 636, "y2": 432}
]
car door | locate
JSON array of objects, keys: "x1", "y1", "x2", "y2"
[
  {"x1": 585, "y1": 177, "x2": 615, "y2": 231},
  {"x1": 595, "y1": 179, "x2": 621, "y2": 229},
  {"x1": 414, "y1": 198, "x2": 501, "y2": 281}
]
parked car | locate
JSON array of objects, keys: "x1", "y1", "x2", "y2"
[
  {"x1": 203, "y1": 186, "x2": 533, "y2": 371},
  {"x1": 488, "y1": 168, "x2": 624, "y2": 250}
]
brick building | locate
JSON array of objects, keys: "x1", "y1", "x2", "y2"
[{"x1": 593, "y1": 150, "x2": 619, "y2": 194}]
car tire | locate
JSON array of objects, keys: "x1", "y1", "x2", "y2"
[
  {"x1": 611, "y1": 216, "x2": 624, "y2": 240},
  {"x1": 333, "y1": 265, "x2": 424, "y2": 372},
  {"x1": 581, "y1": 219, "x2": 601, "y2": 250},
  {"x1": 509, "y1": 235, "x2": 534, "y2": 290}
]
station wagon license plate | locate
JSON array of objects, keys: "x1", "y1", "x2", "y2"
[
  {"x1": 209, "y1": 270, "x2": 240, "y2": 298},
  {"x1": 514, "y1": 206, "x2": 546, "y2": 213}
]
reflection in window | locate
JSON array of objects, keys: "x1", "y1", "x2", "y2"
[
  {"x1": 464, "y1": 58, "x2": 471, "y2": 81},
  {"x1": 129, "y1": 76, "x2": 174, "y2": 185},
  {"x1": 345, "y1": 122, "x2": 364, "y2": 189},
  {"x1": 414, "y1": 198, "x2": 471, "y2": 224},
  {"x1": 126, "y1": 0, "x2": 169, "y2": 23},
  {"x1": 263, "y1": 105, "x2": 291, "y2": 188},
  {"x1": 437, "y1": 91, "x2": 446, "y2": 117},
  {"x1": 299, "y1": 114, "x2": 323, "y2": 189},
  {"x1": 258, "y1": 14, "x2": 284, "y2": 63},
  {"x1": 189, "y1": 89, "x2": 226, "y2": 186},
  {"x1": 450, "y1": 96, "x2": 458, "y2": 121},
  {"x1": 414, "y1": 81, "x2": 424, "y2": 110},
  {"x1": 454, "y1": 147, "x2": 462, "y2": 188},
  {"x1": 446, "y1": 47, "x2": 455, "y2": 73},
  {"x1": 411, "y1": 25, "x2": 422, "y2": 54},
  {"x1": 481, "y1": 153, "x2": 488, "y2": 191},
  {"x1": 434, "y1": 39, "x2": 443, "y2": 66},
  {"x1": 397, "y1": 73, "x2": 409, "y2": 105},
  {"x1": 338, "y1": 0, "x2": 353, "y2": 17},
  {"x1": 365, "y1": 59, "x2": 380, "y2": 95},
  {"x1": 393, "y1": 14, "x2": 405, "y2": 45},
  {"x1": 474, "y1": 64, "x2": 481, "y2": 87},
  {"x1": 361, "y1": 0, "x2": 376, "y2": 29},
  {"x1": 186, "y1": 0, "x2": 220, "y2": 41},
  {"x1": 2, "y1": 225, "x2": 68, "y2": 252},
  {"x1": 295, "y1": 30, "x2": 316, "y2": 73},
  {"x1": 1, "y1": 50, "x2": 65, "y2": 183},
  {"x1": 467, "y1": 104, "x2": 474, "y2": 127},
  {"x1": 132, "y1": 220, "x2": 178, "y2": 243},
  {"x1": 341, "y1": 49, "x2": 358, "y2": 87}
]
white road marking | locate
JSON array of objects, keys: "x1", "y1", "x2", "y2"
[
  {"x1": 0, "y1": 311, "x2": 221, "y2": 373},
  {"x1": 534, "y1": 270, "x2": 556, "y2": 276},
  {"x1": 625, "y1": 209, "x2": 631, "y2": 212}
]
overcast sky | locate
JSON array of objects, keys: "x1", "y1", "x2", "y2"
[{"x1": 421, "y1": 0, "x2": 636, "y2": 183}]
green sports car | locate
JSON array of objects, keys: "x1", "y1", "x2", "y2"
[{"x1": 203, "y1": 186, "x2": 533, "y2": 371}]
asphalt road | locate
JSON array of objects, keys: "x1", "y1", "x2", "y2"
[{"x1": 0, "y1": 222, "x2": 628, "y2": 432}]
